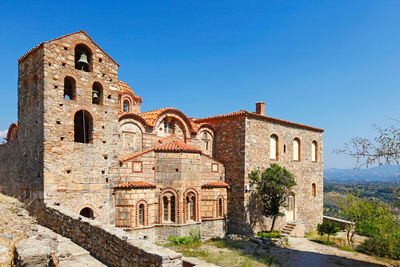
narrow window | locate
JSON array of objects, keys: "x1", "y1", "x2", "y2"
[
  {"x1": 293, "y1": 138, "x2": 300, "y2": 161},
  {"x1": 170, "y1": 196, "x2": 176, "y2": 222},
  {"x1": 92, "y1": 82, "x2": 103, "y2": 105},
  {"x1": 163, "y1": 196, "x2": 169, "y2": 221},
  {"x1": 64, "y1": 77, "x2": 76, "y2": 100},
  {"x1": 75, "y1": 44, "x2": 92, "y2": 72},
  {"x1": 187, "y1": 196, "x2": 195, "y2": 221},
  {"x1": 74, "y1": 110, "x2": 93, "y2": 143},
  {"x1": 270, "y1": 134, "x2": 279, "y2": 160},
  {"x1": 138, "y1": 204, "x2": 145, "y2": 226},
  {"x1": 218, "y1": 198, "x2": 223, "y2": 217},
  {"x1": 312, "y1": 183, "x2": 316, "y2": 197},
  {"x1": 123, "y1": 100, "x2": 130, "y2": 113},
  {"x1": 312, "y1": 141, "x2": 318, "y2": 162}
]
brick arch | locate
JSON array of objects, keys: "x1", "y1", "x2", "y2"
[
  {"x1": 183, "y1": 188, "x2": 199, "y2": 223},
  {"x1": 76, "y1": 204, "x2": 97, "y2": 218},
  {"x1": 153, "y1": 109, "x2": 195, "y2": 138},
  {"x1": 216, "y1": 195, "x2": 225, "y2": 218},
  {"x1": 87, "y1": 78, "x2": 110, "y2": 101},
  {"x1": 197, "y1": 124, "x2": 215, "y2": 138},
  {"x1": 136, "y1": 199, "x2": 149, "y2": 227},
  {"x1": 159, "y1": 187, "x2": 179, "y2": 223}
]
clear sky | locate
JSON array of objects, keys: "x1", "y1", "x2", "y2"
[{"x1": 0, "y1": 1, "x2": 399, "y2": 168}]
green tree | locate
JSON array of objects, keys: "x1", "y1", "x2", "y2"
[
  {"x1": 317, "y1": 221, "x2": 340, "y2": 242},
  {"x1": 248, "y1": 163, "x2": 297, "y2": 232}
]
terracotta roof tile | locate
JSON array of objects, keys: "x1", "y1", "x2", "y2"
[
  {"x1": 138, "y1": 108, "x2": 172, "y2": 126},
  {"x1": 155, "y1": 139, "x2": 202, "y2": 153},
  {"x1": 201, "y1": 182, "x2": 230, "y2": 189},
  {"x1": 118, "y1": 81, "x2": 142, "y2": 103},
  {"x1": 114, "y1": 181, "x2": 156, "y2": 189},
  {"x1": 195, "y1": 111, "x2": 324, "y2": 133},
  {"x1": 119, "y1": 148, "x2": 154, "y2": 162}
]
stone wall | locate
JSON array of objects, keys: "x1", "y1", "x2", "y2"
[
  {"x1": 0, "y1": 142, "x2": 20, "y2": 196},
  {"x1": 323, "y1": 216, "x2": 354, "y2": 230},
  {"x1": 27, "y1": 201, "x2": 183, "y2": 267}
]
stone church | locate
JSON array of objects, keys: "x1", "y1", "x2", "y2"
[{"x1": 0, "y1": 31, "x2": 323, "y2": 239}]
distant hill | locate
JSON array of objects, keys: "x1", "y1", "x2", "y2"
[{"x1": 324, "y1": 165, "x2": 400, "y2": 183}]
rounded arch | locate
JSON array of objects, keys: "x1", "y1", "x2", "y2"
[
  {"x1": 119, "y1": 119, "x2": 144, "y2": 151},
  {"x1": 75, "y1": 43, "x2": 93, "y2": 72},
  {"x1": 64, "y1": 76, "x2": 76, "y2": 100},
  {"x1": 183, "y1": 188, "x2": 199, "y2": 223},
  {"x1": 74, "y1": 110, "x2": 93, "y2": 143},
  {"x1": 159, "y1": 187, "x2": 179, "y2": 223},
  {"x1": 269, "y1": 134, "x2": 279, "y2": 160},
  {"x1": 5, "y1": 123, "x2": 18, "y2": 142},
  {"x1": 136, "y1": 199, "x2": 149, "y2": 227},
  {"x1": 119, "y1": 114, "x2": 150, "y2": 130},
  {"x1": 293, "y1": 137, "x2": 301, "y2": 161},
  {"x1": 216, "y1": 195, "x2": 225, "y2": 218},
  {"x1": 77, "y1": 204, "x2": 96, "y2": 219},
  {"x1": 312, "y1": 140, "x2": 318, "y2": 162},
  {"x1": 153, "y1": 109, "x2": 195, "y2": 136},
  {"x1": 92, "y1": 81, "x2": 103, "y2": 105},
  {"x1": 312, "y1": 183, "x2": 317, "y2": 197}
]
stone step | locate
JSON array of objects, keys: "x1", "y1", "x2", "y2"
[{"x1": 58, "y1": 254, "x2": 106, "y2": 267}]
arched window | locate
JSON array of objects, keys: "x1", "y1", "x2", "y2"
[
  {"x1": 270, "y1": 134, "x2": 279, "y2": 160},
  {"x1": 64, "y1": 77, "x2": 76, "y2": 100},
  {"x1": 138, "y1": 203, "x2": 145, "y2": 226},
  {"x1": 312, "y1": 183, "x2": 316, "y2": 197},
  {"x1": 92, "y1": 82, "x2": 103, "y2": 105},
  {"x1": 162, "y1": 194, "x2": 176, "y2": 223},
  {"x1": 75, "y1": 44, "x2": 92, "y2": 72},
  {"x1": 79, "y1": 207, "x2": 94, "y2": 218},
  {"x1": 201, "y1": 131, "x2": 213, "y2": 153},
  {"x1": 74, "y1": 110, "x2": 93, "y2": 143},
  {"x1": 123, "y1": 100, "x2": 130, "y2": 113},
  {"x1": 312, "y1": 141, "x2": 318, "y2": 162},
  {"x1": 293, "y1": 138, "x2": 301, "y2": 161},
  {"x1": 186, "y1": 195, "x2": 196, "y2": 221},
  {"x1": 218, "y1": 197, "x2": 223, "y2": 218}
]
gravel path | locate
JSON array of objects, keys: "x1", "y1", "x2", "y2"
[{"x1": 269, "y1": 237, "x2": 394, "y2": 267}]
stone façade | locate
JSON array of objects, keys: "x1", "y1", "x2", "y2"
[{"x1": 0, "y1": 31, "x2": 323, "y2": 239}]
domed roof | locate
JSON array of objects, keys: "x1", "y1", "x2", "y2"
[{"x1": 118, "y1": 81, "x2": 141, "y2": 103}]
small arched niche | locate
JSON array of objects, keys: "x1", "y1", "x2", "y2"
[
  {"x1": 64, "y1": 76, "x2": 76, "y2": 100},
  {"x1": 75, "y1": 44, "x2": 92, "y2": 72},
  {"x1": 79, "y1": 207, "x2": 94, "y2": 218},
  {"x1": 92, "y1": 82, "x2": 103, "y2": 105}
]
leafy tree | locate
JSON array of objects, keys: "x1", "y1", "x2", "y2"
[
  {"x1": 317, "y1": 221, "x2": 340, "y2": 242},
  {"x1": 248, "y1": 163, "x2": 296, "y2": 232}
]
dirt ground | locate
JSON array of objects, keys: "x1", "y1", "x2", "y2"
[{"x1": 269, "y1": 236, "x2": 397, "y2": 267}]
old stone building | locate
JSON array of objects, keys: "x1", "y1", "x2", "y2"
[{"x1": 0, "y1": 31, "x2": 323, "y2": 239}]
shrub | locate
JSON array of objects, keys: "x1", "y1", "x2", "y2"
[
  {"x1": 357, "y1": 233, "x2": 400, "y2": 259},
  {"x1": 317, "y1": 221, "x2": 339, "y2": 242},
  {"x1": 256, "y1": 231, "x2": 281, "y2": 239},
  {"x1": 168, "y1": 229, "x2": 201, "y2": 246}
]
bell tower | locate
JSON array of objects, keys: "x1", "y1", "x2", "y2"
[{"x1": 18, "y1": 31, "x2": 120, "y2": 223}]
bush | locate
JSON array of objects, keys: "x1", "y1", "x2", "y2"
[
  {"x1": 357, "y1": 233, "x2": 400, "y2": 259},
  {"x1": 317, "y1": 222, "x2": 339, "y2": 242},
  {"x1": 256, "y1": 231, "x2": 281, "y2": 239},
  {"x1": 168, "y1": 229, "x2": 201, "y2": 246}
]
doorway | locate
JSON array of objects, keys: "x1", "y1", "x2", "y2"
[{"x1": 287, "y1": 196, "x2": 295, "y2": 222}]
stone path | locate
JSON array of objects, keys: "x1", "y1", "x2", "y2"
[{"x1": 268, "y1": 237, "x2": 394, "y2": 267}]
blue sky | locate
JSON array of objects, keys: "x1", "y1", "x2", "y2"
[{"x1": 0, "y1": 1, "x2": 399, "y2": 168}]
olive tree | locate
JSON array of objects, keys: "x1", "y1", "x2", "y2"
[{"x1": 248, "y1": 163, "x2": 296, "y2": 232}]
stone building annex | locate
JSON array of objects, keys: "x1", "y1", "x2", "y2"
[{"x1": 0, "y1": 31, "x2": 324, "y2": 239}]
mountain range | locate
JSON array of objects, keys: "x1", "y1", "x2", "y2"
[{"x1": 324, "y1": 165, "x2": 400, "y2": 182}]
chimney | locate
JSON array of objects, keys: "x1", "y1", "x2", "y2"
[{"x1": 256, "y1": 102, "x2": 265, "y2": 115}]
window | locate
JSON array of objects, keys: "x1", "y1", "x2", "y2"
[
  {"x1": 312, "y1": 183, "x2": 316, "y2": 197},
  {"x1": 123, "y1": 100, "x2": 130, "y2": 113},
  {"x1": 163, "y1": 194, "x2": 176, "y2": 223},
  {"x1": 75, "y1": 44, "x2": 92, "y2": 72},
  {"x1": 79, "y1": 207, "x2": 94, "y2": 219},
  {"x1": 74, "y1": 110, "x2": 93, "y2": 143},
  {"x1": 163, "y1": 119, "x2": 174, "y2": 134},
  {"x1": 64, "y1": 77, "x2": 76, "y2": 100},
  {"x1": 293, "y1": 138, "x2": 300, "y2": 161},
  {"x1": 270, "y1": 134, "x2": 279, "y2": 160},
  {"x1": 218, "y1": 197, "x2": 223, "y2": 218},
  {"x1": 201, "y1": 131, "x2": 213, "y2": 154},
  {"x1": 186, "y1": 195, "x2": 196, "y2": 222},
  {"x1": 92, "y1": 82, "x2": 103, "y2": 105},
  {"x1": 312, "y1": 141, "x2": 318, "y2": 162},
  {"x1": 138, "y1": 204, "x2": 145, "y2": 226}
]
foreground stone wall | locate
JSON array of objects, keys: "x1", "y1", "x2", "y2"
[
  {"x1": 27, "y1": 201, "x2": 182, "y2": 267},
  {"x1": 0, "y1": 142, "x2": 19, "y2": 196}
]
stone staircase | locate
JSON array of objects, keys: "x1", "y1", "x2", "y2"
[
  {"x1": 281, "y1": 222, "x2": 296, "y2": 236},
  {"x1": 281, "y1": 222, "x2": 305, "y2": 237}
]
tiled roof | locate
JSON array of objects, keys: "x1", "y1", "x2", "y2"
[
  {"x1": 119, "y1": 148, "x2": 154, "y2": 162},
  {"x1": 114, "y1": 181, "x2": 156, "y2": 189},
  {"x1": 118, "y1": 81, "x2": 142, "y2": 103},
  {"x1": 138, "y1": 108, "x2": 172, "y2": 126},
  {"x1": 155, "y1": 139, "x2": 202, "y2": 153},
  {"x1": 195, "y1": 111, "x2": 324, "y2": 133},
  {"x1": 18, "y1": 30, "x2": 119, "y2": 66},
  {"x1": 201, "y1": 182, "x2": 230, "y2": 189}
]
